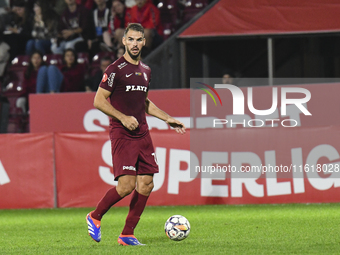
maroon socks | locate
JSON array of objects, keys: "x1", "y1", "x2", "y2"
[
  {"x1": 91, "y1": 187, "x2": 123, "y2": 221},
  {"x1": 91, "y1": 187, "x2": 149, "y2": 235},
  {"x1": 121, "y1": 190, "x2": 149, "y2": 235}
]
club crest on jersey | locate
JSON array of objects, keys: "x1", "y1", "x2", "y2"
[
  {"x1": 102, "y1": 73, "x2": 108, "y2": 82},
  {"x1": 143, "y1": 72, "x2": 147, "y2": 81},
  {"x1": 135, "y1": 72, "x2": 142, "y2": 76},
  {"x1": 108, "y1": 73, "x2": 115, "y2": 87}
]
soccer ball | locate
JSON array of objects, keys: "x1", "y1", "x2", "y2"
[{"x1": 164, "y1": 215, "x2": 190, "y2": 241}]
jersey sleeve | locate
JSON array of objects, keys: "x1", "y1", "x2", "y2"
[
  {"x1": 99, "y1": 64, "x2": 117, "y2": 92},
  {"x1": 148, "y1": 70, "x2": 152, "y2": 91}
]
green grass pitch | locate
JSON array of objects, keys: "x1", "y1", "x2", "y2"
[{"x1": 1, "y1": 204, "x2": 339, "y2": 254}]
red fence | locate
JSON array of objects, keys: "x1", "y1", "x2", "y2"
[
  {"x1": 1, "y1": 128, "x2": 340, "y2": 209},
  {"x1": 0, "y1": 133, "x2": 54, "y2": 209}
]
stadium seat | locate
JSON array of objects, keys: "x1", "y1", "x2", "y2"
[
  {"x1": 181, "y1": 0, "x2": 208, "y2": 25},
  {"x1": 1, "y1": 80, "x2": 28, "y2": 133},
  {"x1": 162, "y1": 23, "x2": 176, "y2": 40},
  {"x1": 92, "y1": 51, "x2": 116, "y2": 66},
  {"x1": 157, "y1": 0, "x2": 180, "y2": 25},
  {"x1": 44, "y1": 52, "x2": 90, "y2": 68},
  {"x1": 90, "y1": 52, "x2": 116, "y2": 76},
  {"x1": 77, "y1": 52, "x2": 90, "y2": 68},
  {"x1": 9, "y1": 55, "x2": 30, "y2": 71},
  {"x1": 43, "y1": 54, "x2": 63, "y2": 67},
  {"x1": 6, "y1": 97, "x2": 29, "y2": 133},
  {"x1": 5, "y1": 69, "x2": 25, "y2": 83},
  {"x1": 6, "y1": 55, "x2": 29, "y2": 83},
  {"x1": 2, "y1": 80, "x2": 24, "y2": 97}
]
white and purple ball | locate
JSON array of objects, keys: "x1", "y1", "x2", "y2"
[{"x1": 164, "y1": 215, "x2": 190, "y2": 241}]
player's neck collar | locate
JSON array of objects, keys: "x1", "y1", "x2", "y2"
[{"x1": 123, "y1": 55, "x2": 140, "y2": 66}]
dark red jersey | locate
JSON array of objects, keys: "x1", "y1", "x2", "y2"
[{"x1": 99, "y1": 56, "x2": 151, "y2": 139}]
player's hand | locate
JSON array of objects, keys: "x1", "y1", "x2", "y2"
[
  {"x1": 166, "y1": 117, "x2": 186, "y2": 134},
  {"x1": 121, "y1": 116, "x2": 139, "y2": 131}
]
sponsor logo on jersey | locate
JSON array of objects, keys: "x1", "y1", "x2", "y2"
[
  {"x1": 140, "y1": 62, "x2": 150, "y2": 70},
  {"x1": 125, "y1": 85, "x2": 148, "y2": 92},
  {"x1": 135, "y1": 72, "x2": 142, "y2": 76},
  {"x1": 118, "y1": 62, "x2": 127, "y2": 69},
  {"x1": 123, "y1": 166, "x2": 136, "y2": 171},
  {"x1": 126, "y1": 73, "x2": 133, "y2": 77},
  {"x1": 143, "y1": 72, "x2": 148, "y2": 81},
  {"x1": 108, "y1": 73, "x2": 115, "y2": 87},
  {"x1": 102, "y1": 73, "x2": 108, "y2": 82}
]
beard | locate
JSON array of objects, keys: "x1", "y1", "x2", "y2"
[{"x1": 127, "y1": 47, "x2": 141, "y2": 60}]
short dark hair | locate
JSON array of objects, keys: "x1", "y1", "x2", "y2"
[{"x1": 124, "y1": 23, "x2": 144, "y2": 37}]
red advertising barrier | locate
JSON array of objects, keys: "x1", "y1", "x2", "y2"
[
  {"x1": 0, "y1": 133, "x2": 54, "y2": 209},
  {"x1": 191, "y1": 126, "x2": 340, "y2": 204},
  {"x1": 29, "y1": 89, "x2": 190, "y2": 133},
  {"x1": 54, "y1": 127, "x2": 340, "y2": 207},
  {"x1": 30, "y1": 83, "x2": 340, "y2": 133},
  {"x1": 54, "y1": 130, "x2": 191, "y2": 208},
  {"x1": 55, "y1": 132, "x2": 114, "y2": 208},
  {"x1": 0, "y1": 127, "x2": 340, "y2": 208}
]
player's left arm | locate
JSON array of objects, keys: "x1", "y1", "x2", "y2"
[{"x1": 145, "y1": 95, "x2": 186, "y2": 134}]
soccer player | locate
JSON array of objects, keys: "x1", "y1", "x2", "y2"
[{"x1": 86, "y1": 23, "x2": 186, "y2": 246}]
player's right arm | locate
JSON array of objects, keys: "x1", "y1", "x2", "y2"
[{"x1": 94, "y1": 87, "x2": 139, "y2": 131}]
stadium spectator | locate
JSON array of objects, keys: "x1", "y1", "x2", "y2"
[
  {"x1": 52, "y1": 0, "x2": 67, "y2": 15},
  {"x1": 16, "y1": 50, "x2": 45, "y2": 113},
  {"x1": 25, "y1": 0, "x2": 59, "y2": 55},
  {"x1": 24, "y1": 50, "x2": 45, "y2": 95},
  {"x1": 3, "y1": 0, "x2": 33, "y2": 59},
  {"x1": 76, "y1": 0, "x2": 94, "y2": 10},
  {"x1": 222, "y1": 68, "x2": 235, "y2": 85},
  {"x1": 86, "y1": 23, "x2": 185, "y2": 246},
  {"x1": 116, "y1": 46, "x2": 124, "y2": 58},
  {"x1": 130, "y1": 0, "x2": 163, "y2": 55},
  {"x1": 51, "y1": 0, "x2": 96, "y2": 54},
  {"x1": 0, "y1": 30, "x2": 10, "y2": 80},
  {"x1": 85, "y1": 55, "x2": 111, "y2": 91},
  {"x1": 91, "y1": 0, "x2": 111, "y2": 55},
  {"x1": 102, "y1": 0, "x2": 132, "y2": 50},
  {"x1": 36, "y1": 48, "x2": 86, "y2": 93}
]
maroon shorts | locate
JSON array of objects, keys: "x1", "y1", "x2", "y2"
[{"x1": 111, "y1": 133, "x2": 159, "y2": 181}]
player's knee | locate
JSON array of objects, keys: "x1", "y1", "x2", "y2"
[
  {"x1": 139, "y1": 180, "x2": 154, "y2": 196},
  {"x1": 117, "y1": 183, "x2": 135, "y2": 197}
]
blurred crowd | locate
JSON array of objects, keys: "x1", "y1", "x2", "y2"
[{"x1": 0, "y1": 0, "x2": 209, "y2": 132}]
